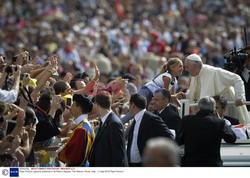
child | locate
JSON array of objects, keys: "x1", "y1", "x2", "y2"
[{"x1": 138, "y1": 57, "x2": 183, "y2": 105}]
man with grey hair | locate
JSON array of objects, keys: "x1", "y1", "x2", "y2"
[
  {"x1": 143, "y1": 137, "x2": 180, "y2": 167},
  {"x1": 177, "y1": 96, "x2": 236, "y2": 167},
  {"x1": 198, "y1": 96, "x2": 217, "y2": 113},
  {"x1": 176, "y1": 53, "x2": 249, "y2": 124}
]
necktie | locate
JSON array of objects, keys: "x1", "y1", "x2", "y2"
[
  {"x1": 96, "y1": 120, "x2": 103, "y2": 135},
  {"x1": 127, "y1": 119, "x2": 136, "y2": 163}
]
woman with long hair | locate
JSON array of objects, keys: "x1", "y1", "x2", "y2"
[{"x1": 138, "y1": 57, "x2": 183, "y2": 105}]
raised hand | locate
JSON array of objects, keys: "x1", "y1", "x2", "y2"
[
  {"x1": 92, "y1": 63, "x2": 100, "y2": 82},
  {"x1": 64, "y1": 72, "x2": 73, "y2": 83},
  {"x1": 16, "y1": 108, "x2": 25, "y2": 129}
]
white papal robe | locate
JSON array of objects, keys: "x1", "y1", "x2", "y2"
[{"x1": 187, "y1": 64, "x2": 250, "y2": 124}]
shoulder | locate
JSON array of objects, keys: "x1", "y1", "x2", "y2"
[
  {"x1": 144, "y1": 111, "x2": 158, "y2": 117},
  {"x1": 206, "y1": 115, "x2": 225, "y2": 125},
  {"x1": 181, "y1": 115, "x2": 194, "y2": 123},
  {"x1": 109, "y1": 112, "x2": 123, "y2": 125},
  {"x1": 162, "y1": 72, "x2": 171, "y2": 78},
  {"x1": 199, "y1": 65, "x2": 216, "y2": 76},
  {"x1": 168, "y1": 104, "x2": 179, "y2": 113},
  {"x1": 224, "y1": 115, "x2": 240, "y2": 125},
  {"x1": 155, "y1": 72, "x2": 170, "y2": 80},
  {"x1": 144, "y1": 111, "x2": 163, "y2": 121},
  {"x1": 182, "y1": 114, "x2": 194, "y2": 120},
  {"x1": 82, "y1": 120, "x2": 94, "y2": 133}
]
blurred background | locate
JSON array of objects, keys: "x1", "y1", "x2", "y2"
[{"x1": 0, "y1": 0, "x2": 249, "y2": 79}]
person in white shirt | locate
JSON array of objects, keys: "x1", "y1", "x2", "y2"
[
  {"x1": 127, "y1": 94, "x2": 174, "y2": 167},
  {"x1": 0, "y1": 66, "x2": 21, "y2": 103},
  {"x1": 121, "y1": 58, "x2": 183, "y2": 126},
  {"x1": 177, "y1": 53, "x2": 250, "y2": 124},
  {"x1": 138, "y1": 57, "x2": 183, "y2": 105}
]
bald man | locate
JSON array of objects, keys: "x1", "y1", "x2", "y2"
[{"x1": 177, "y1": 54, "x2": 250, "y2": 124}]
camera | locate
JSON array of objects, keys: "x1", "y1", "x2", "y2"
[
  {"x1": 66, "y1": 98, "x2": 72, "y2": 106},
  {"x1": 5, "y1": 65, "x2": 18, "y2": 74},
  {"x1": 224, "y1": 47, "x2": 250, "y2": 72}
]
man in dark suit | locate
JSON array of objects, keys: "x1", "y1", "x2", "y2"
[
  {"x1": 177, "y1": 96, "x2": 236, "y2": 167},
  {"x1": 152, "y1": 88, "x2": 181, "y2": 135},
  {"x1": 213, "y1": 95, "x2": 240, "y2": 125},
  {"x1": 127, "y1": 94, "x2": 174, "y2": 167},
  {"x1": 89, "y1": 91, "x2": 128, "y2": 167},
  {"x1": 237, "y1": 55, "x2": 250, "y2": 111}
]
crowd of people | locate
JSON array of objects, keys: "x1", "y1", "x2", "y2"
[{"x1": 0, "y1": 0, "x2": 250, "y2": 167}]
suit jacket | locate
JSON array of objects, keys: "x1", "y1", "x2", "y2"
[
  {"x1": 127, "y1": 111, "x2": 174, "y2": 162},
  {"x1": 156, "y1": 105, "x2": 181, "y2": 135},
  {"x1": 239, "y1": 70, "x2": 250, "y2": 111},
  {"x1": 177, "y1": 111, "x2": 236, "y2": 167},
  {"x1": 89, "y1": 112, "x2": 128, "y2": 167},
  {"x1": 224, "y1": 115, "x2": 240, "y2": 125}
]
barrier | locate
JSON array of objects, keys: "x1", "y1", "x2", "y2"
[{"x1": 179, "y1": 100, "x2": 250, "y2": 118}]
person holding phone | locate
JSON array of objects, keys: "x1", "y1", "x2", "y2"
[
  {"x1": 0, "y1": 65, "x2": 21, "y2": 103},
  {"x1": 58, "y1": 94, "x2": 94, "y2": 166}
]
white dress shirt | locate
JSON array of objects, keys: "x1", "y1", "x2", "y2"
[
  {"x1": 101, "y1": 110, "x2": 112, "y2": 126},
  {"x1": 130, "y1": 109, "x2": 146, "y2": 163},
  {"x1": 0, "y1": 89, "x2": 18, "y2": 103},
  {"x1": 158, "y1": 108, "x2": 165, "y2": 114}
]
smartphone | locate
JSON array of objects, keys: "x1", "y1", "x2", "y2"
[{"x1": 66, "y1": 98, "x2": 72, "y2": 106}]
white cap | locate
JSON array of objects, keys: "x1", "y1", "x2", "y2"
[{"x1": 186, "y1": 54, "x2": 202, "y2": 62}]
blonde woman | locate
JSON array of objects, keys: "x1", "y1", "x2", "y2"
[{"x1": 138, "y1": 57, "x2": 183, "y2": 105}]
